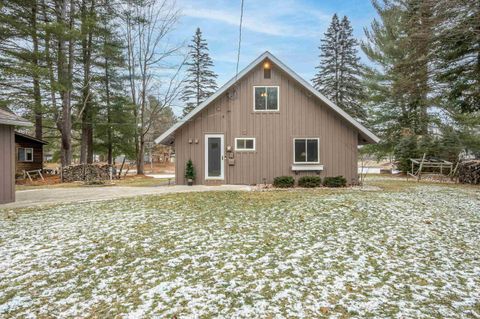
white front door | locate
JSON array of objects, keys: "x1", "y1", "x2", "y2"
[{"x1": 205, "y1": 134, "x2": 224, "y2": 180}]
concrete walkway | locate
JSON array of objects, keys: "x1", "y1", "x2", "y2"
[{"x1": 0, "y1": 185, "x2": 252, "y2": 209}]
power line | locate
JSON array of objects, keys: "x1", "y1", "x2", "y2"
[{"x1": 235, "y1": 0, "x2": 244, "y2": 80}]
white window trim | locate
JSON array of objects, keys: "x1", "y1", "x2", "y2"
[
  {"x1": 293, "y1": 138, "x2": 320, "y2": 164},
  {"x1": 253, "y1": 86, "x2": 280, "y2": 112},
  {"x1": 204, "y1": 134, "x2": 225, "y2": 180},
  {"x1": 234, "y1": 137, "x2": 256, "y2": 151},
  {"x1": 18, "y1": 147, "x2": 34, "y2": 162}
]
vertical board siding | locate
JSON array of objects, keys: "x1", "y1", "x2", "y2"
[
  {"x1": 14, "y1": 136, "x2": 44, "y2": 173},
  {"x1": 174, "y1": 61, "x2": 359, "y2": 185},
  {"x1": 0, "y1": 125, "x2": 15, "y2": 204}
]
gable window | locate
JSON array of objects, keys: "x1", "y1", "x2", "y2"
[
  {"x1": 235, "y1": 138, "x2": 255, "y2": 151},
  {"x1": 18, "y1": 147, "x2": 33, "y2": 162},
  {"x1": 263, "y1": 61, "x2": 271, "y2": 79},
  {"x1": 254, "y1": 86, "x2": 279, "y2": 111},
  {"x1": 294, "y1": 138, "x2": 319, "y2": 164}
]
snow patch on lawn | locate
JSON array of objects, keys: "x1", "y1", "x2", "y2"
[{"x1": 0, "y1": 184, "x2": 479, "y2": 317}]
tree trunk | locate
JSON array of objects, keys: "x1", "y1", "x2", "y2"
[
  {"x1": 105, "y1": 52, "x2": 113, "y2": 165},
  {"x1": 58, "y1": 0, "x2": 74, "y2": 167},
  {"x1": 125, "y1": 10, "x2": 139, "y2": 172},
  {"x1": 56, "y1": 0, "x2": 70, "y2": 166},
  {"x1": 31, "y1": 0, "x2": 42, "y2": 139},
  {"x1": 41, "y1": 0, "x2": 56, "y2": 112},
  {"x1": 87, "y1": 123, "x2": 93, "y2": 163},
  {"x1": 137, "y1": 136, "x2": 145, "y2": 175},
  {"x1": 80, "y1": 0, "x2": 94, "y2": 164}
]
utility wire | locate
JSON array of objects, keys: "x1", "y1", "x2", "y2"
[{"x1": 235, "y1": 0, "x2": 244, "y2": 80}]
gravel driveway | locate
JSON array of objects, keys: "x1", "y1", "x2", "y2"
[{"x1": 0, "y1": 185, "x2": 252, "y2": 209}]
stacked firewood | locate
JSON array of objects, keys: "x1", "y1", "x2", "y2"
[
  {"x1": 62, "y1": 164, "x2": 113, "y2": 182},
  {"x1": 458, "y1": 160, "x2": 480, "y2": 185}
]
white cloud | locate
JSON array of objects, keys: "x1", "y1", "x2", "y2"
[{"x1": 180, "y1": 0, "x2": 331, "y2": 38}]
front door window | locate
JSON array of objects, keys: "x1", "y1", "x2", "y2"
[
  {"x1": 208, "y1": 137, "x2": 221, "y2": 177},
  {"x1": 205, "y1": 134, "x2": 224, "y2": 180}
]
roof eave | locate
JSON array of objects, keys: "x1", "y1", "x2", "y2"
[
  {"x1": 0, "y1": 119, "x2": 33, "y2": 127},
  {"x1": 14, "y1": 131, "x2": 48, "y2": 144}
]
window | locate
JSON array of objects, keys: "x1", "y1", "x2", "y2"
[
  {"x1": 235, "y1": 138, "x2": 255, "y2": 151},
  {"x1": 263, "y1": 61, "x2": 271, "y2": 79},
  {"x1": 293, "y1": 138, "x2": 319, "y2": 164},
  {"x1": 18, "y1": 147, "x2": 33, "y2": 162},
  {"x1": 254, "y1": 86, "x2": 279, "y2": 111}
]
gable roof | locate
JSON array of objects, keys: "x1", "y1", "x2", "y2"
[
  {"x1": 155, "y1": 51, "x2": 379, "y2": 145},
  {"x1": 15, "y1": 131, "x2": 48, "y2": 145},
  {"x1": 0, "y1": 107, "x2": 32, "y2": 127}
]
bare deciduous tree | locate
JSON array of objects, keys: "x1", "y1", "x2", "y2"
[{"x1": 123, "y1": 0, "x2": 184, "y2": 174}]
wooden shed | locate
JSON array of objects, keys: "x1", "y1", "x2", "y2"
[
  {"x1": 15, "y1": 132, "x2": 48, "y2": 175},
  {"x1": 0, "y1": 108, "x2": 31, "y2": 204}
]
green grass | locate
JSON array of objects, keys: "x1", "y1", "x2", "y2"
[{"x1": 1, "y1": 178, "x2": 479, "y2": 318}]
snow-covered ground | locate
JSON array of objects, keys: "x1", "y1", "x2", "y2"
[{"x1": 1, "y1": 179, "x2": 479, "y2": 318}]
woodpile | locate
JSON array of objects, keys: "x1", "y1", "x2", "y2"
[
  {"x1": 62, "y1": 164, "x2": 114, "y2": 182},
  {"x1": 458, "y1": 160, "x2": 480, "y2": 185}
]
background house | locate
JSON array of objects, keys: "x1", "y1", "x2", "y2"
[
  {"x1": 15, "y1": 132, "x2": 48, "y2": 175},
  {"x1": 0, "y1": 108, "x2": 31, "y2": 204}
]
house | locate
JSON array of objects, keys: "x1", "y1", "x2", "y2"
[
  {"x1": 15, "y1": 132, "x2": 48, "y2": 175},
  {"x1": 155, "y1": 52, "x2": 379, "y2": 185},
  {"x1": 0, "y1": 108, "x2": 31, "y2": 204}
]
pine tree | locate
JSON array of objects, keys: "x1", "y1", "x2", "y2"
[
  {"x1": 338, "y1": 16, "x2": 365, "y2": 121},
  {"x1": 434, "y1": 0, "x2": 479, "y2": 113},
  {"x1": 361, "y1": 0, "x2": 435, "y2": 154},
  {"x1": 313, "y1": 14, "x2": 341, "y2": 103},
  {"x1": 184, "y1": 159, "x2": 196, "y2": 181},
  {"x1": 312, "y1": 14, "x2": 365, "y2": 121},
  {"x1": 181, "y1": 28, "x2": 217, "y2": 117}
]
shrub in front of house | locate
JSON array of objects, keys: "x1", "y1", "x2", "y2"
[
  {"x1": 273, "y1": 176, "x2": 295, "y2": 188},
  {"x1": 298, "y1": 176, "x2": 322, "y2": 188},
  {"x1": 185, "y1": 159, "x2": 196, "y2": 185},
  {"x1": 323, "y1": 176, "x2": 347, "y2": 187}
]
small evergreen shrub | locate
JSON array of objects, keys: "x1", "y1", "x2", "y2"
[
  {"x1": 185, "y1": 159, "x2": 196, "y2": 180},
  {"x1": 323, "y1": 176, "x2": 347, "y2": 187},
  {"x1": 273, "y1": 176, "x2": 295, "y2": 188},
  {"x1": 298, "y1": 176, "x2": 322, "y2": 188}
]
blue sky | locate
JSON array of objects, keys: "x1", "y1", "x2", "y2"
[{"x1": 172, "y1": 0, "x2": 378, "y2": 86}]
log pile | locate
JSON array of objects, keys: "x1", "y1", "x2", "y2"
[
  {"x1": 62, "y1": 164, "x2": 113, "y2": 182},
  {"x1": 458, "y1": 160, "x2": 480, "y2": 185}
]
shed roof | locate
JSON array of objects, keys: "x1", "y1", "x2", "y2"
[
  {"x1": 15, "y1": 132, "x2": 48, "y2": 145},
  {"x1": 155, "y1": 51, "x2": 380, "y2": 145},
  {"x1": 0, "y1": 107, "x2": 32, "y2": 127}
]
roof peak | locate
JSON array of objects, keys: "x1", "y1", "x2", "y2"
[{"x1": 155, "y1": 51, "x2": 379, "y2": 145}]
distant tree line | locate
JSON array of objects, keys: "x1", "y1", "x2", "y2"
[
  {"x1": 0, "y1": 0, "x2": 181, "y2": 174},
  {"x1": 1, "y1": 0, "x2": 477, "y2": 175}
]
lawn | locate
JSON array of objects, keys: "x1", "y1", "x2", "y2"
[{"x1": 1, "y1": 178, "x2": 479, "y2": 318}]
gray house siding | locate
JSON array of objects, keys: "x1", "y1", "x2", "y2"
[
  {"x1": 174, "y1": 61, "x2": 359, "y2": 185},
  {"x1": 0, "y1": 124, "x2": 15, "y2": 204}
]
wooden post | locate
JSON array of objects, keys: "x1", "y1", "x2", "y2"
[
  {"x1": 417, "y1": 153, "x2": 426, "y2": 182},
  {"x1": 410, "y1": 160, "x2": 414, "y2": 180},
  {"x1": 118, "y1": 157, "x2": 126, "y2": 178}
]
